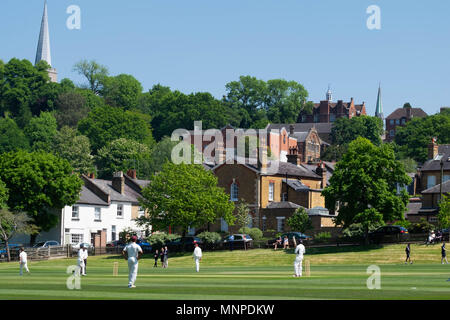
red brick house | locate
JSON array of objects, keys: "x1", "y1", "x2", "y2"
[{"x1": 385, "y1": 106, "x2": 427, "y2": 142}]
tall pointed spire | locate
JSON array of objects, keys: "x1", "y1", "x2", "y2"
[
  {"x1": 35, "y1": 0, "x2": 52, "y2": 66},
  {"x1": 326, "y1": 84, "x2": 332, "y2": 102},
  {"x1": 375, "y1": 83, "x2": 383, "y2": 120}
]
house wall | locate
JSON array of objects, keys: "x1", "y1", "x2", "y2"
[{"x1": 60, "y1": 202, "x2": 143, "y2": 246}]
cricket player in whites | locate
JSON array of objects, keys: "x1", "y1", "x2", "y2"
[
  {"x1": 122, "y1": 236, "x2": 143, "y2": 288},
  {"x1": 294, "y1": 239, "x2": 306, "y2": 277},
  {"x1": 19, "y1": 247, "x2": 29, "y2": 275},
  {"x1": 193, "y1": 242, "x2": 202, "y2": 272},
  {"x1": 77, "y1": 244, "x2": 87, "y2": 276}
]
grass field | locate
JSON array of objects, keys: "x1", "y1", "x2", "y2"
[{"x1": 0, "y1": 244, "x2": 449, "y2": 300}]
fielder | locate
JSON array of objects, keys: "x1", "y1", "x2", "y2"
[
  {"x1": 19, "y1": 247, "x2": 29, "y2": 276},
  {"x1": 193, "y1": 242, "x2": 202, "y2": 272},
  {"x1": 442, "y1": 242, "x2": 448, "y2": 264},
  {"x1": 77, "y1": 244, "x2": 87, "y2": 276},
  {"x1": 122, "y1": 236, "x2": 143, "y2": 288},
  {"x1": 293, "y1": 239, "x2": 305, "y2": 277}
]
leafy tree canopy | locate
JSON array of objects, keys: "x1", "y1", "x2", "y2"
[
  {"x1": 0, "y1": 117, "x2": 30, "y2": 153},
  {"x1": 78, "y1": 105, "x2": 154, "y2": 152},
  {"x1": 101, "y1": 74, "x2": 143, "y2": 110},
  {"x1": 322, "y1": 137, "x2": 411, "y2": 231},
  {"x1": 0, "y1": 150, "x2": 83, "y2": 238},
  {"x1": 138, "y1": 162, "x2": 235, "y2": 236},
  {"x1": 24, "y1": 111, "x2": 58, "y2": 152}
]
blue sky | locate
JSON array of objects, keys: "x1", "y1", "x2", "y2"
[{"x1": 1, "y1": 0, "x2": 450, "y2": 117}]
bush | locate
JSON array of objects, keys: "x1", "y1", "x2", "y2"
[
  {"x1": 147, "y1": 232, "x2": 180, "y2": 248},
  {"x1": 342, "y1": 223, "x2": 382, "y2": 239},
  {"x1": 314, "y1": 232, "x2": 332, "y2": 243},
  {"x1": 119, "y1": 227, "x2": 139, "y2": 243},
  {"x1": 392, "y1": 219, "x2": 412, "y2": 230},
  {"x1": 409, "y1": 218, "x2": 435, "y2": 234},
  {"x1": 238, "y1": 227, "x2": 263, "y2": 241},
  {"x1": 196, "y1": 232, "x2": 222, "y2": 245}
]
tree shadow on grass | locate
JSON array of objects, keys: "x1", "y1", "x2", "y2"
[{"x1": 281, "y1": 244, "x2": 384, "y2": 255}]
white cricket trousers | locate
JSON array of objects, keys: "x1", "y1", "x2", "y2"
[
  {"x1": 195, "y1": 258, "x2": 200, "y2": 272},
  {"x1": 20, "y1": 262, "x2": 29, "y2": 275},
  {"x1": 77, "y1": 259, "x2": 85, "y2": 275},
  {"x1": 128, "y1": 257, "x2": 139, "y2": 285},
  {"x1": 294, "y1": 258, "x2": 303, "y2": 277}
]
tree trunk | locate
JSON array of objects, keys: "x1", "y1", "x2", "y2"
[
  {"x1": 5, "y1": 239, "x2": 10, "y2": 262},
  {"x1": 30, "y1": 234, "x2": 38, "y2": 246}
]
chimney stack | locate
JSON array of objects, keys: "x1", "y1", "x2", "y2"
[
  {"x1": 289, "y1": 125, "x2": 295, "y2": 135},
  {"x1": 112, "y1": 171, "x2": 125, "y2": 194},
  {"x1": 126, "y1": 169, "x2": 137, "y2": 179},
  {"x1": 428, "y1": 137, "x2": 439, "y2": 160},
  {"x1": 406, "y1": 107, "x2": 412, "y2": 120},
  {"x1": 258, "y1": 136, "x2": 268, "y2": 174},
  {"x1": 315, "y1": 162, "x2": 327, "y2": 189}
]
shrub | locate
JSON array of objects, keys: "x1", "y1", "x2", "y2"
[
  {"x1": 314, "y1": 232, "x2": 332, "y2": 243},
  {"x1": 119, "y1": 227, "x2": 138, "y2": 243},
  {"x1": 342, "y1": 223, "x2": 382, "y2": 239},
  {"x1": 239, "y1": 227, "x2": 263, "y2": 241},
  {"x1": 392, "y1": 219, "x2": 412, "y2": 230},
  {"x1": 196, "y1": 232, "x2": 222, "y2": 245},
  {"x1": 147, "y1": 232, "x2": 180, "y2": 248},
  {"x1": 409, "y1": 218, "x2": 435, "y2": 234}
]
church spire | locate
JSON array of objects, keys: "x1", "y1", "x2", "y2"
[
  {"x1": 326, "y1": 84, "x2": 332, "y2": 102},
  {"x1": 35, "y1": 0, "x2": 52, "y2": 67},
  {"x1": 375, "y1": 83, "x2": 383, "y2": 120}
]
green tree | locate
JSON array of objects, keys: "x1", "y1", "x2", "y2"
[
  {"x1": 78, "y1": 105, "x2": 154, "y2": 152},
  {"x1": 0, "y1": 210, "x2": 37, "y2": 261},
  {"x1": 0, "y1": 179, "x2": 7, "y2": 208},
  {"x1": 0, "y1": 58, "x2": 50, "y2": 126},
  {"x1": 330, "y1": 116, "x2": 384, "y2": 146},
  {"x1": 101, "y1": 74, "x2": 143, "y2": 110},
  {"x1": 0, "y1": 151, "x2": 83, "y2": 244},
  {"x1": 395, "y1": 112, "x2": 450, "y2": 163},
  {"x1": 96, "y1": 138, "x2": 152, "y2": 179},
  {"x1": 0, "y1": 117, "x2": 29, "y2": 153},
  {"x1": 138, "y1": 162, "x2": 235, "y2": 236},
  {"x1": 234, "y1": 200, "x2": 251, "y2": 232},
  {"x1": 438, "y1": 195, "x2": 450, "y2": 229},
  {"x1": 73, "y1": 60, "x2": 109, "y2": 94},
  {"x1": 147, "y1": 136, "x2": 178, "y2": 174},
  {"x1": 53, "y1": 126, "x2": 95, "y2": 174},
  {"x1": 54, "y1": 91, "x2": 90, "y2": 128},
  {"x1": 322, "y1": 137, "x2": 411, "y2": 240},
  {"x1": 23, "y1": 112, "x2": 58, "y2": 152},
  {"x1": 138, "y1": 85, "x2": 241, "y2": 141},
  {"x1": 287, "y1": 207, "x2": 313, "y2": 233}
]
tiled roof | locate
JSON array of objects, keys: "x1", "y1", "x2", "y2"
[
  {"x1": 386, "y1": 108, "x2": 427, "y2": 120},
  {"x1": 421, "y1": 146, "x2": 450, "y2": 171},
  {"x1": 422, "y1": 180, "x2": 450, "y2": 194},
  {"x1": 283, "y1": 179, "x2": 310, "y2": 192},
  {"x1": 266, "y1": 201, "x2": 301, "y2": 209},
  {"x1": 77, "y1": 186, "x2": 109, "y2": 206}
]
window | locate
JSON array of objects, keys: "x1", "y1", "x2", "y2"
[
  {"x1": 390, "y1": 130, "x2": 395, "y2": 137},
  {"x1": 390, "y1": 119, "x2": 394, "y2": 125},
  {"x1": 220, "y1": 218, "x2": 229, "y2": 232},
  {"x1": 276, "y1": 217, "x2": 285, "y2": 232},
  {"x1": 268, "y1": 183, "x2": 274, "y2": 202},
  {"x1": 444, "y1": 175, "x2": 450, "y2": 183},
  {"x1": 111, "y1": 226, "x2": 116, "y2": 241},
  {"x1": 427, "y1": 176, "x2": 436, "y2": 189},
  {"x1": 94, "y1": 207, "x2": 101, "y2": 221},
  {"x1": 282, "y1": 193, "x2": 287, "y2": 201},
  {"x1": 247, "y1": 214, "x2": 253, "y2": 228},
  {"x1": 314, "y1": 114, "x2": 319, "y2": 123},
  {"x1": 117, "y1": 204, "x2": 123, "y2": 218},
  {"x1": 401, "y1": 118, "x2": 406, "y2": 125},
  {"x1": 138, "y1": 206, "x2": 145, "y2": 218},
  {"x1": 72, "y1": 206, "x2": 79, "y2": 220},
  {"x1": 230, "y1": 182, "x2": 239, "y2": 201},
  {"x1": 71, "y1": 234, "x2": 83, "y2": 244},
  {"x1": 301, "y1": 115, "x2": 306, "y2": 123},
  {"x1": 396, "y1": 119, "x2": 400, "y2": 125},
  {"x1": 330, "y1": 113, "x2": 336, "y2": 122},
  {"x1": 262, "y1": 216, "x2": 267, "y2": 232},
  {"x1": 429, "y1": 216, "x2": 438, "y2": 223}
]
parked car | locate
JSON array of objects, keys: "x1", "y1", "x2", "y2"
[
  {"x1": 136, "y1": 239, "x2": 152, "y2": 253},
  {"x1": 165, "y1": 236, "x2": 203, "y2": 252},
  {"x1": 106, "y1": 240, "x2": 126, "y2": 248},
  {"x1": 223, "y1": 234, "x2": 253, "y2": 249},
  {"x1": 32, "y1": 240, "x2": 60, "y2": 249},
  {"x1": 71, "y1": 242, "x2": 92, "y2": 253},
  {"x1": 369, "y1": 225, "x2": 409, "y2": 243},
  {"x1": 267, "y1": 232, "x2": 312, "y2": 248}
]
